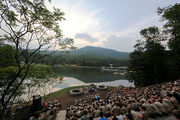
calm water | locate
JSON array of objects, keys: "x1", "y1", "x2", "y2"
[{"x1": 53, "y1": 67, "x2": 134, "y2": 90}]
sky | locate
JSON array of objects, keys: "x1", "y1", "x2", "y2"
[{"x1": 46, "y1": 0, "x2": 180, "y2": 52}]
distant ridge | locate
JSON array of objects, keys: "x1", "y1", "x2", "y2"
[{"x1": 69, "y1": 46, "x2": 129, "y2": 59}]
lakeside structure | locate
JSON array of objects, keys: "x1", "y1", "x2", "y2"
[{"x1": 101, "y1": 64, "x2": 127, "y2": 75}]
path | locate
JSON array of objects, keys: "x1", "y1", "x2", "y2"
[{"x1": 56, "y1": 110, "x2": 66, "y2": 120}]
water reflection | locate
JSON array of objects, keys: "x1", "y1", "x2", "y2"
[
  {"x1": 54, "y1": 67, "x2": 134, "y2": 90},
  {"x1": 54, "y1": 67, "x2": 127, "y2": 82}
]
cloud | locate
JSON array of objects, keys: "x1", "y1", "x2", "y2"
[
  {"x1": 101, "y1": 15, "x2": 163, "y2": 52},
  {"x1": 74, "y1": 33, "x2": 104, "y2": 48},
  {"x1": 73, "y1": 15, "x2": 162, "y2": 52},
  {"x1": 75, "y1": 33, "x2": 97, "y2": 42},
  {"x1": 45, "y1": 0, "x2": 102, "y2": 38},
  {"x1": 113, "y1": 15, "x2": 162, "y2": 38},
  {"x1": 45, "y1": 0, "x2": 170, "y2": 52}
]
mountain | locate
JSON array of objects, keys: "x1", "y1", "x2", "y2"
[{"x1": 69, "y1": 46, "x2": 129, "y2": 59}]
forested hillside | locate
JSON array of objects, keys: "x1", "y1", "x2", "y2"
[
  {"x1": 69, "y1": 46, "x2": 129, "y2": 59},
  {"x1": 36, "y1": 46, "x2": 130, "y2": 67}
]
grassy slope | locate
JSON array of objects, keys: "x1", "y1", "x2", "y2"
[{"x1": 47, "y1": 85, "x2": 115, "y2": 99}]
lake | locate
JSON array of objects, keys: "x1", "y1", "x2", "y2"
[{"x1": 53, "y1": 66, "x2": 134, "y2": 91}]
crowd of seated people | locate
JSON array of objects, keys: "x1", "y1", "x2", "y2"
[{"x1": 66, "y1": 80, "x2": 180, "y2": 120}]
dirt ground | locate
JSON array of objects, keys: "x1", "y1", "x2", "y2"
[{"x1": 48, "y1": 87, "x2": 115, "y2": 110}]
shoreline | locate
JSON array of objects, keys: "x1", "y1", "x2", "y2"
[{"x1": 54, "y1": 64, "x2": 128, "y2": 68}]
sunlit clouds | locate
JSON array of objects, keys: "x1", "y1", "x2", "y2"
[{"x1": 46, "y1": 0, "x2": 179, "y2": 52}]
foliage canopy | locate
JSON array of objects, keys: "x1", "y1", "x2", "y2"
[
  {"x1": 127, "y1": 3, "x2": 180, "y2": 87},
  {"x1": 0, "y1": 0, "x2": 73, "y2": 118}
]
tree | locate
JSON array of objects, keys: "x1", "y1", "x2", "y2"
[
  {"x1": 24, "y1": 65, "x2": 62, "y2": 105},
  {"x1": 158, "y1": 3, "x2": 180, "y2": 79},
  {"x1": 0, "y1": 0, "x2": 73, "y2": 119},
  {"x1": 127, "y1": 3, "x2": 180, "y2": 87},
  {"x1": 0, "y1": 44, "x2": 16, "y2": 67},
  {"x1": 127, "y1": 26, "x2": 167, "y2": 86}
]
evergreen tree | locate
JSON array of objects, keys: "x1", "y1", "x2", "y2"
[
  {"x1": 158, "y1": 3, "x2": 180, "y2": 79},
  {"x1": 128, "y1": 26, "x2": 167, "y2": 86}
]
